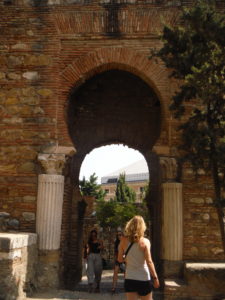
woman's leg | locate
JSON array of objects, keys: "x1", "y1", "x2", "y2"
[
  {"x1": 112, "y1": 264, "x2": 119, "y2": 290},
  {"x1": 87, "y1": 254, "x2": 95, "y2": 292},
  {"x1": 126, "y1": 292, "x2": 139, "y2": 300},
  {"x1": 140, "y1": 292, "x2": 153, "y2": 300},
  {"x1": 94, "y1": 254, "x2": 103, "y2": 292}
]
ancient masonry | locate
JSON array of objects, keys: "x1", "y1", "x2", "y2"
[{"x1": 0, "y1": 0, "x2": 225, "y2": 299}]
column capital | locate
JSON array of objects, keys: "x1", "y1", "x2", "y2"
[
  {"x1": 38, "y1": 153, "x2": 66, "y2": 175},
  {"x1": 159, "y1": 156, "x2": 178, "y2": 182}
]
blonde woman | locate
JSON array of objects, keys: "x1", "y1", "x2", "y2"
[{"x1": 118, "y1": 216, "x2": 159, "y2": 300}]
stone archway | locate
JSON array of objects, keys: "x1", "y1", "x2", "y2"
[{"x1": 64, "y1": 68, "x2": 163, "y2": 287}]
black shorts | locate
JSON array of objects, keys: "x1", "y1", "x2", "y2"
[{"x1": 124, "y1": 279, "x2": 153, "y2": 296}]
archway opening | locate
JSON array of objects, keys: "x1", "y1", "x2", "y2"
[
  {"x1": 65, "y1": 68, "x2": 162, "y2": 287},
  {"x1": 79, "y1": 144, "x2": 150, "y2": 268}
]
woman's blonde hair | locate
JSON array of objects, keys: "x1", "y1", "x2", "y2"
[{"x1": 125, "y1": 215, "x2": 146, "y2": 242}]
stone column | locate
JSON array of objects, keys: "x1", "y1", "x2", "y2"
[
  {"x1": 160, "y1": 157, "x2": 183, "y2": 277},
  {"x1": 36, "y1": 174, "x2": 64, "y2": 250},
  {"x1": 162, "y1": 182, "x2": 183, "y2": 261},
  {"x1": 36, "y1": 153, "x2": 65, "y2": 288}
]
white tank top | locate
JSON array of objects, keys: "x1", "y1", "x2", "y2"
[{"x1": 125, "y1": 239, "x2": 150, "y2": 281}]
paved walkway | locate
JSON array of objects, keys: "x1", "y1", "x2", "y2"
[{"x1": 27, "y1": 270, "x2": 162, "y2": 300}]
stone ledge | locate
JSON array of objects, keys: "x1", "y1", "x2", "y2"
[
  {"x1": 0, "y1": 232, "x2": 37, "y2": 252},
  {"x1": 185, "y1": 262, "x2": 225, "y2": 270},
  {"x1": 184, "y1": 262, "x2": 225, "y2": 298}
]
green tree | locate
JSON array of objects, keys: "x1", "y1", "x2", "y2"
[
  {"x1": 115, "y1": 173, "x2": 136, "y2": 202},
  {"x1": 79, "y1": 173, "x2": 106, "y2": 201},
  {"x1": 152, "y1": 0, "x2": 225, "y2": 251},
  {"x1": 96, "y1": 199, "x2": 140, "y2": 230}
]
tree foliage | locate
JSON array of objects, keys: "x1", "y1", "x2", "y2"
[
  {"x1": 152, "y1": 0, "x2": 225, "y2": 250},
  {"x1": 79, "y1": 173, "x2": 106, "y2": 201},
  {"x1": 96, "y1": 176, "x2": 150, "y2": 230},
  {"x1": 96, "y1": 200, "x2": 139, "y2": 229},
  {"x1": 114, "y1": 173, "x2": 136, "y2": 202}
]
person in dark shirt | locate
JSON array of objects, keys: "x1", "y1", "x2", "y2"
[
  {"x1": 111, "y1": 230, "x2": 124, "y2": 293},
  {"x1": 86, "y1": 229, "x2": 103, "y2": 293}
]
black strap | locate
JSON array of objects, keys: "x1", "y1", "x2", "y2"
[{"x1": 124, "y1": 242, "x2": 134, "y2": 258}]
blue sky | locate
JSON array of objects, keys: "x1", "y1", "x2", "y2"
[{"x1": 79, "y1": 144, "x2": 146, "y2": 182}]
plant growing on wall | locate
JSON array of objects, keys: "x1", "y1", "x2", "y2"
[{"x1": 152, "y1": 0, "x2": 225, "y2": 251}]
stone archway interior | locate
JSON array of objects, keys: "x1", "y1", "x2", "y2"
[
  {"x1": 65, "y1": 69, "x2": 162, "y2": 285},
  {"x1": 68, "y1": 69, "x2": 161, "y2": 155}
]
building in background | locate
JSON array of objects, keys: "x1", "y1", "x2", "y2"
[{"x1": 101, "y1": 159, "x2": 149, "y2": 203}]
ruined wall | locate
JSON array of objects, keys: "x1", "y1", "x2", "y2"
[
  {"x1": 0, "y1": 0, "x2": 224, "y2": 278},
  {"x1": 0, "y1": 232, "x2": 37, "y2": 300}
]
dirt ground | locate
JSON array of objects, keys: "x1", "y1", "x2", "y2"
[{"x1": 26, "y1": 270, "x2": 162, "y2": 300}]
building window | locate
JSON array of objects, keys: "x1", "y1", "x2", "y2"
[
  {"x1": 105, "y1": 189, "x2": 110, "y2": 194},
  {"x1": 107, "y1": 178, "x2": 118, "y2": 183},
  {"x1": 140, "y1": 187, "x2": 145, "y2": 193}
]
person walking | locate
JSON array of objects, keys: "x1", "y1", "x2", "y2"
[
  {"x1": 86, "y1": 229, "x2": 104, "y2": 293},
  {"x1": 111, "y1": 230, "x2": 124, "y2": 293},
  {"x1": 118, "y1": 216, "x2": 160, "y2": 300}
]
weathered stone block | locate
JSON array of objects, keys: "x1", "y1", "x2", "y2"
[
  {"x1": 189, "y1": 198, "x2": 205, "y2": 204},
  {"x1": 184, "y1": 263, "x2": 225, "y2": 297},
  {"x1": 22, "y1": 71, "x2": 39, "y2": 80},
  {"x1": 5, "y1": 97, "x2": 19, "y2": 105},
  {"x1": 23, "y1": 196, "x2": 36, "y2": 202},
  {"x1": 33, "y1": 107, "x2": 45, "y2": 115},
  {"x1": 7, "y1": 73, "x2": 21, "y2": 80},
  {"x1": 24, "y1": 55, "x2": 38, "y2": 66},
  {"x1": 8, "y1": 55, "x2": 23, "y2": 66},
  {"x1": 20, "y1": 96, "x2": 40, "y2": 105},
  {"x1": 0, "y1": 233, "x2": 37, "y2": 300},
  {"x1": 37, "y1": 89, "x2": 53, "y2": 97},
  {"x1": 37, "y1": 55, "x2": 52, "y2": 65},
  {"x1": 0, "y1": 129, "x2": 23, "y2": 141},
  {"x1": 2, "y1": 117, "x2": 23, "y2": 124},
  {"x1": 0, "y1": 72, "x2": 6, "y2": 79},
  {"x1": 12, "y1": 43, "x2": 28, "y2": 50},
  {"x1": 18, "y1": 162, "x2": 35, "y2": 173},
  {"x1": 27, "y1": 30, "x2": 34, "y2": 36},
  {"x1": 7, "y1": 89, "x2": 21, "y2": 97},
  {"x1": 21, "y1": 87, "x2": 36, "y2": 97},
  {"x1": 22, "y1": 212, "x2": 35, "y2": 221}
]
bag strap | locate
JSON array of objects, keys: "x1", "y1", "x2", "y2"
[{"x1": 124, "y1": 242, "x2": 134, "y2": 258}]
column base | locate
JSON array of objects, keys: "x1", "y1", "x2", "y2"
[
  {"x1": 37, "y1": 250, "x2": 60, "y2": 289},
  {"x1": 163, "y1": 259, "x2": 184, "y2": 277}
]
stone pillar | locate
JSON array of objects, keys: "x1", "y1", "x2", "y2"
[
  {"x1": 36, "y1": 153, "x2": 65, "y2": 288},
  {"x1": 162, "y1": 182, "x2": 183, "y2": 261},
  {"x1": 36, "y1": 174, "x2": 64, "y2": 250},
  {"x1": 160, "y1": 157, "x2": 183, "y2": 277}
]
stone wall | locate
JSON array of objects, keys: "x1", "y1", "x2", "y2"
[{"x1": 0, "y1": 232, "x2": 37, "y2": 300}]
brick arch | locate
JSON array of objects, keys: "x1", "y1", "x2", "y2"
[{"x1": 61, "y1": 47, "x2": 171, "y2": 120}]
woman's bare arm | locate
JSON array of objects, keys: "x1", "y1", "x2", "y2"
[
  {"x1": 117, "y1": 237, "x2": 127, "y2": 263},
  {"x1": 143, "y1": 239, "x2": 160, "y2": 288}
]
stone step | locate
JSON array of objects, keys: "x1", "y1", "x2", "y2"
[
  {"x1": 183, "y1": 262, "x2": 225, "y2": 299},
  {"x1": 164, "y1": 262, "x2": 225, "y2": 300}
]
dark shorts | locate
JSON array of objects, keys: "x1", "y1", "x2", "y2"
[{"x1": 124, "y1": 279, "x2": 153, "y2": 296}]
